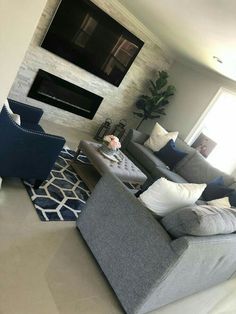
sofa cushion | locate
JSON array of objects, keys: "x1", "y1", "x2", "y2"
[
  {"x1": 162, "y1": 205, "x2": 236, "y2": 237},
  {"x1": 174, "y1": 138, "x2": 196, "y2": 170},
  {"x1": 228, "y1": 192, "x2": 236, "y2": 207},
  {"x1": 144, "y1": 122, "x2": 178, "y2": 151},
  {"x1": 139, "y1": 178, "x2": 206, "y2": 217},
  {"x1": 152, "y1": 165, "x2": 188, "y2": 183},
  {"x1": 127, "y1": 141, "x2": 168, "y2": 173},
  {"x1": 202, "y1": 177, "x2": 234, "y2": 201},
  {"x1": 229, "y1": 182, "x2": 236, "y2": 190},
  {"x1": 175, "y1": 138, "x2": 195, "y2": 155},
  {"x1": 208, "y1": 197, "x2": 231, "y2": 208},
  {"x1": 154, "y1": 139, "x2": 187, "y2": 170},
  {"x1": 176, "y1": 151, "x2": 234, "y2": 186}
]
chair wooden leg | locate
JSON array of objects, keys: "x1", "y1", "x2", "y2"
[{"x1": 34, "y1": 179, "x2": 44, "y2": 189}]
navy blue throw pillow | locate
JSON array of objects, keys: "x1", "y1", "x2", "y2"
[
  {"x1": 202, "y1": 176, "x2": 234, "y2": 201},
  {"x1": 154, "y1": 139, "x2": 187, "y2": 170},
  {"x1": 229, "y1": 192, "x2": 236, "y2": 207}
]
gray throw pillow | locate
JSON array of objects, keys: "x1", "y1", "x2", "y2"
[{"x1": 162, "y1": 205, "x2": 236, "y2": 237}]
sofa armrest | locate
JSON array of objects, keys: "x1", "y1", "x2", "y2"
[
  {"x1": 172, "y1": 233, "x2": 236, "y2": 255},
  {"x1": 8, "y1": 99, "x2": 43, "y2": 124},
  {"x1": 77, "y1": 172, "x2": 177, "y2": 314},
  {"x1": 122, "y1": 128, "x2": 149, "y2": 150},
  {"x1": 133, "y1": 233, "x2": 236, "y2": 314}
]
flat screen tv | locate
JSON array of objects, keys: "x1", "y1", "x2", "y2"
[{"x1": 41, "y1": 0, "x2": 144, "y2": 86}]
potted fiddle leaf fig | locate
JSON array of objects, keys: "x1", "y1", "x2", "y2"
[{"x1": 134, "y1": 71, "x2": 176, "y2": 129}]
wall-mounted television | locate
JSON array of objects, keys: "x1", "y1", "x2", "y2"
[{"x1": 41, "y1": 0, "x2": 144, "y2": 87}]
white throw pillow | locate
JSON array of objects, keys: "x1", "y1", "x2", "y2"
[
  {"x1": 144, "y1": 122, "x2": 178, "y2": 151},
  {"x1": 0, "y1": 177, "x2": 2, "y2": 189},
  {"x1": 208, "y1": 197, "x2": 231, "y2": 208},
  {"x1": 11, "y1": 113, "x2": 21, "y2": 125},
  {"x1": 5, "y1": 99, "x2": 13, "y2": 114},
  {"x1": 139, "y1": 178, "x2": 206, "y2": 217},
  {"x1": 4, "y1": 100, "x2": 21, "y2": 125}
]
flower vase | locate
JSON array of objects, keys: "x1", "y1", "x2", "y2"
[{"x1": 99, "y1": 144, "x2": 116, "y2": 156}]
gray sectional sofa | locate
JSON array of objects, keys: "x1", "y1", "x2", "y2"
[
  {"x1": 77, "y1": 172, "x2": 236, "y2": 314},
  {"x1": 122, "y1": 129, "x2": 236, "y2": 189},
  {"x1": 77, "y1": 128, "x2": 236, "y2": 314}
]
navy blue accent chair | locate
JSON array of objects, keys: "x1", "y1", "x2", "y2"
[{"x1": 0, "y1": 99, "x2": 66, "y2": 187}]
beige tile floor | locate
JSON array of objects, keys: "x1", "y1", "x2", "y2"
[{"x1": 1, "y1": 119, "x2": 236, "y2": 314}]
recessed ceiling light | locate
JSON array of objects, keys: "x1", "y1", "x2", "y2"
[{"x1": 213, "y1": 56, "x2": 223, "y2": 64}]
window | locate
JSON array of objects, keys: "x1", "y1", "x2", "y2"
[{"x1": 186, "y1": 88, "x2": 236, "y2": 175}]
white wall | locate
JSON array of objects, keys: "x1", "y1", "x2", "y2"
[
  {"x1": 0, "y1": 0, "x2": 47, "y2": 106},
  {"x1": 159, "y1": 61, "x2": 236, "y2": 140}
]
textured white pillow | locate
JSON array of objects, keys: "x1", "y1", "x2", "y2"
[
  {"x1": 11, "y1": 113, "x2": 21, "y2": 125},
  {"x1": 5, "y1": 99, "x2": 13, "y2": 114},
  {"x1": 4, "y1": 100, "x2": 21, "y2": 125},
  {"x1": 208, "y1": 197, "x2": 231, "y2": 208},
  {"x1": 144, "y1": 122, "x2": 178, "y2": 151},
  {"x1": 139, "y1": 178, "x2": 206, "y2": 217}
]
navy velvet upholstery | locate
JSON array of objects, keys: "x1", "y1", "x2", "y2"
[
  {"x1": 154, "y1": 139, "x2": 187, "y2": 170},
  {"x1": 8, "y1": 99, "x2": 43, "y2": 124},
  {"x1": 0, "y1": 100, "x2": 65, "y2": 182}
]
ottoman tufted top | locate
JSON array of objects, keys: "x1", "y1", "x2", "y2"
[{"x1": 79, "y1": 140, "x2": 147, "y2": 184}]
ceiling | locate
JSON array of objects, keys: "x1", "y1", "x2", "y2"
[{"x1": 118, "y1": 0, "x2": 236, "y2": 81}]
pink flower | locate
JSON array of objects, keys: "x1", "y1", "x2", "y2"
[{"x1": 103, "y1": 134, "x2": 121, "y2": 150}]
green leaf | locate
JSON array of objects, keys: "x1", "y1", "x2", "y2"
[
  {"x1": 136, "y1": 99, "x2": 146, "y2": 110},
  {"x1": 135, "y1": 70, "x2": 175, "y2": 122}
]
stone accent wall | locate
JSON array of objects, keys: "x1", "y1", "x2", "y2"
[{"x1": 9, "y1": 0, "x2": 172, "y2": 135}]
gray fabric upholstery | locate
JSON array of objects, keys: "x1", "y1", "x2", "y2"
[
  {"x1": 196, "y1": 199, "x2": 207, "y2": 205},
  {"x1": 79, "y1": 140, "x2": 147, "y2": 184},
  {"x1": 162, "y1": 205, "x2": 236, "y2": 237},
  {"x1": 122, "y1": 129, "x2": 149, "y2": 149},
  {"x1": 77, "y1": 173, "x2": 176, "y2": 314},
  {"x1": 77, "y1": 173, "x2": 236, "y2": 314},
  {"x1": 176, "y1": 151, "x2": 235, "y2": 186},
  {"x1": 229, "y1": 182, "x2": 236, "y2": 190},
  {"x1": 174, "y1": 138, "x2": 196, "y2": 171},
  {"x1": 175, "y1": 138, "x2": 195, "y2": 154},
  {"x1": 127, "y1": 141, "x2": 168, "y2": 172},
  {"x1": 152, "y1": 166, "x2": 188, "y2": 183},
  {"x1": 147, "y1": 235, "x2": 236, "y2": 313},
  {"x1": 123, "y1": 129, "x2": 235, "y2": 189}
]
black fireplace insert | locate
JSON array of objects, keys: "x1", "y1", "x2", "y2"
[{"x1": 28, "y1": 69, "x2": 103, "y2": 119}]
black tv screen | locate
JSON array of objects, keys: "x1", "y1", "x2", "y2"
[{"x1": 41, "y1": 0, "x2": 144, "y2": 86}]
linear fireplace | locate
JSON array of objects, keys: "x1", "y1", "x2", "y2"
[{"x1": 28, "y1": 69, "x2": 103, "y2": 119}]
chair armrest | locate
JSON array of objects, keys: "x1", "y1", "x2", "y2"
[
  {"x1": 0, "y1": 106, "x2": 65, "y2": 180},
  {"x1": 8, "y1": 99, "x2": 43, "y2": 124},
  {"x1": 77, "y1": 172, "x2": 176, "y2": 314},
  {"x1": 122, "y1": 128, "x2": 149, "y2": 150}
]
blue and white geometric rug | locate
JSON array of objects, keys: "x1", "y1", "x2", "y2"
[{"x1": 24, "y1": 148, "x2": 91, "y2": 221}]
